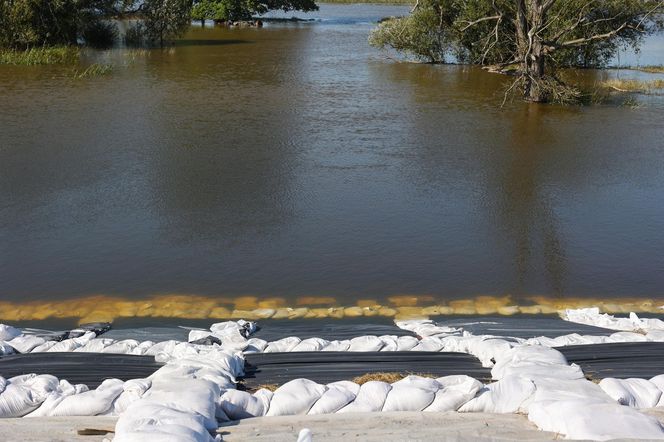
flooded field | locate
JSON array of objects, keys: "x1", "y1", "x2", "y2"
[{"x1": 1, "y1": 5, "x2": 663, "y2": 322}]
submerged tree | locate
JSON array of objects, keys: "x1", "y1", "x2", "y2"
[
  {"x1": 142, "y1": 0, "x2": 194, "y2": 47},
  {"x1": 370, "y1": 0, "x2": 664, "y2": 102},
  {"x1": 191, "y1": 0, "x2": 318, "y2": 23},
  {"x1": 0, "y1": 0, "x2": 120, "y2": 48}
]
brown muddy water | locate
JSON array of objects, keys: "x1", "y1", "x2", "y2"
[{"x1": 1, "y1": 5, "x2": 664, "y2": 322}]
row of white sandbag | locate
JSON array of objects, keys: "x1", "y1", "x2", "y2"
[
  {"x1": 563, "y1": 308, "x2": 664, "y2": 332},
  {"x1": 0, "y1": 374, "x2": 147, "y2": 418},
  {"x1": 0, "y1": 321, "x2": 256, "y2": 356},
  {"x1": 0, "y1": 344, "x2": 245, "y2": 419},
  {"x1": 219, "y1": 372, "x2": 664, "y2": 420}
]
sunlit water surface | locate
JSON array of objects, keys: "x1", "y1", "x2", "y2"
[{"x1": 1, "y1": 5, "x2": 664, "y2": 317}]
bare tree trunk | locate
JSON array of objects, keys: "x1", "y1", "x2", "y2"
[{"x1": 516, "y1": 0, "x2": 548, "y2": 102}]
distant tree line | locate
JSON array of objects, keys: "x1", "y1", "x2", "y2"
[{"x1": 0, "y1": 0, "x2": 318, "y2": 49}]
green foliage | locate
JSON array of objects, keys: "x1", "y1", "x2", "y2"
[
  {"x1": 124, "y1": 23, "x2": 146, "y2": 47},
  {"x1": 0, "y1": 0, "x2": 119, "y2": 49},
  {"x1": 191, "y1": 0, "x2": 318, "y2": 22},
  {"x1": 0, "y1": 46, "x2": 80, "y2": 65},
  {"x1": 142, "y1": 0, "x2": 193, "y2": 46},
  {"x1": 82, "y1": 20, "x2": 119, "y2": 48},
  {"x1": 369, "y1": 5, "x2": 452, "y2": 63}
]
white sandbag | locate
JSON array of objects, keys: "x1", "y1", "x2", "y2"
[
  {"x1": 188, "y1": 329, "x2": 213, "y2": 342},
  {"x1": 424, "y1": 376, "x2": 482, "y2": 412},
  {"x1": 266, "y1": 379, "x2": 327, "y2": 416},
  {"x1": 492, "y1": 346, "x2": 568, "y2": 380},
  {"x1": 142, "y1": 378, "x2": 221, "y2": 430},
  {"x1": 525, "y1": 377, "x2": 611, "y2": 408},
  {"x1": 245, "y1": 338, "x2": 268, "y2": 353},
  {"x1": 647, "y1": 330, "x2": 664, "y2": 342},
  {"x1": 113, "y1": 379, "x2": 152, "y2": 414},
  {"x1": 75, "y1": 338, "x2": 114, "y2": 353},
  {"x1": 382, "y1": 385, "x2": 435, "y2": 412},
  {"x1": 7, "y1": 335, "x2": 46, "y2": 354},
  {"x1": 651, "y1": 374, "x2": 664, "y2": 407},
  {"x1": 411, "y1": 337, "x2": 443, "y2": 352},
  {"x1": 528, "y1": 399, "x2": 664, "y2": 441},
  {"x1": 46, "y1": 332, "x2": 96, "y2": 352},
  {"x1": 131, "y1": 340, "x2": 157, "y2": 355},
  {"x1": 348, "y1": 336, "x2": 383, "y2": 352},
  {"x1": 395, "y1": 336, "x2": 419, "y2": 351},
  {"x1": 0, "y1": 374, "x2": 60, "y2": 417},
  {"x1": 608, "y1": 331, "x2": 648, "y2": 342},
  {"x1": 599, "y1": 378, "x2": 662, "y2": 408},
  {"x1": 495, "y1": 361, "x2": 584, "y2": 381},
  {"x1": 102, "y1": 339, "x2": 140, "y2": 354},
  {"x1": 264, "y1": 337, "x2": 301, "y2": 353},
  {"x1": 459, "y1": 375, "x2": 535, "y2": 413},
  {"x1": 30, "y1": 340, "x2": 58, "y2": 353},
  {"x1": 211, "y1": 320, "x2": 257, "y2": 336},
  {"x1": 308, "y1": 381, "x2": 358, "y2": 415},
  {"x1": 0, "y1": 377, "x2": 6, "y2": 395},
  {"x1": 49, "y1": 378, "x2": 124, "y2": 416},
  {"x1": 396, "y1": 320, "x2": 458, "y2": 338},
  {"x1": 114, "y1": 403, "x2": 217, "y2": 442},
  {"x1": 0, "y1": 325, "x2": 21, "y2": 341},
  {"x1": 291, "y1": 338, "x2": 330, "y2": 352},
  {"x1": 26, "y1": 380, "x2": 89, "y2": 417},
  {"x1": 650, "y1": 374, "x2": 664, "y2": 393},
  {"x1": 337, "y1": 381, "x2": 392, "y2": 413},
  {"x1": 219, "y1": 389, "x2": 271, "y2": 420},
  {"x1": 467, "y1": 338, "x2": 513, "y2": 367},
  {"x1": 392, "y1": 375, "x2": 440, "y2": 392},
  {"x1": 321, "y1": 340, "x2": 350, "y2": 352},
  {"x1": 143, "y1": 340, "x2": 179, "y2": 356},
  {"x1": 378, "y1": 336, "x2": 398, "y2": 352}
]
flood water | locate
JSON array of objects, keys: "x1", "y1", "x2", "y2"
[{"x1": 1, "y1": 4, "x2": 664, "y2": 308}]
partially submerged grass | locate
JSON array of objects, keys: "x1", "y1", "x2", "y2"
[
  {"x1": 600, "y1": 78, "x2": 664, "y2": 93},
  {"x1": 0, "y1": 46, "x2": 80, "y2": 65},
  {"x1": 352, "y1": 372, "x2": 435, "y2": 385},
  {"x1": 633, "y1": 66, "x2": 664, "y2": 74},
  {"x1": 72, "y1": 63, "x2": 113, "y2": 79}
]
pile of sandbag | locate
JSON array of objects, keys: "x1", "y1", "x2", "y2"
[
  {"x1": 562, "y1": 307, "x2": 664, "y2": 332},
  {"x1": 113, "y1": 346, "x2": 243, "y2": 442}
]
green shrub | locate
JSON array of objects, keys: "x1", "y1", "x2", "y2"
[
  {"x1": 82, "y1": 21, "x2": 119, "y2": 48},
  {"x1": 124, "y1": 23, "x2": 146, "y2": 47}
]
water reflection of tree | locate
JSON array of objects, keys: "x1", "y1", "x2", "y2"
[
  {"x1": 501, "y1": 104, "x2": 567, "y2": 298},
  {"x1": 144, "y1": 26, "x2": 315, "y2": 245},
  {"x1": 371, "y1": 63, "x2": 570, "y2": 299}
]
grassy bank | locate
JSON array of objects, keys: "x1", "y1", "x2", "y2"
[
  {"x1": 634, "y1": 66, "x2": 664, "y2": 74},
  {"x1": 0, "y1": 46, "x2": 80, "y2": 65},
  {"x1": 601, "y1": 78, "x2": 664, "y2": 93}
]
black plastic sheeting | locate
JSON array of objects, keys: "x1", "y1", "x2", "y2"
[
  {"x1": 558, "y1": 342, "x2": 664, "y2": 380},
  {"x1": 0, "y1": 353, "x2": 162, "y2": 388},
  {"x1": 251, "y1": 317, "x2": 416, "y2": 343},
  {"x1": 240, "y1": 351, "x2": 491, "y2": 388},
  {"x1": 432, "y1": 315, "x2": 616, "y2": 339}
]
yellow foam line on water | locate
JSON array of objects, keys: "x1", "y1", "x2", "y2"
[{"x1": 0, "y1": 294, "x2": 661, "y2": 324}]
